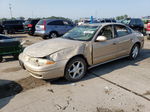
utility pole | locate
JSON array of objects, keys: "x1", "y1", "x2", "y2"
[{"x1": 9, "y1": 3, "x2": 13, "y2": 18}]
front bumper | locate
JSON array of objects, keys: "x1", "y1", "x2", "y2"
[{"x1": 19, "y1": 53, "x2": 68, "y2": 79}]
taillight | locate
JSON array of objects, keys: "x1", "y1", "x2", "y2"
[
  {"x1": 43, "y1": 20, "x2": 46, "y2": 31},
  {"x1": 146, "y1": 22, "x2": 150, "y2": 31},
  {"x1": 28, "y1": 24, "x2": 33, "y2": 27}
]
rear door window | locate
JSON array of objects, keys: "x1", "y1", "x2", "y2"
[
  {"x1": 130, "y1": 19, "x2": 136, "y2": 25},
  {"x1": 48, "y1": 20, "x2": 64, "y2": 25},
  {"x1": 137, "y1": 19, "x2": 144, "y2": 26},
  {"x1": 63, "y1": 21, "x2": 73, "y2": 26},
  {"x1": 114, "y1": 25, "x2": 131, "y2": 37}
]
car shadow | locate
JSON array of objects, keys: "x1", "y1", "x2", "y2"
[
  {"x1": 13, "y1": 36, "x2": 27, "y2": 38},
  {"x1": 50, "y1": 48, "x2": 150, "y2": 85},
  {"x1": 1, "y1": 56, "x2": 18, "y2": 63},
  {"x1": 0, "y1": 79, "x2": 22, "y2": 109}
]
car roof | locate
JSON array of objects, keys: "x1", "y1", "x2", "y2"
[
  {"x1": 124, "y1": 18, "x2": 142, "y2": 20},
  {"x1": 82, "y1": 23, "x2": 126, "y2": 27},
  {"x1": 41, "y1": 19, "x2": 70, "y2": 22},
  {"x1": 26, "y1": 19, "x2": 40, "y2": 21}
]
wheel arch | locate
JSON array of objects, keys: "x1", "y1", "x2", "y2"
[
  {"x1": 64, "y1": 54, "x2": 89, "y2": 81},
  {"x1": 133, "y1": 42, "x2": 141, "y2": 49},
  {"x1": 64, "y1": 54, "x2": 89, "y2": 73}
]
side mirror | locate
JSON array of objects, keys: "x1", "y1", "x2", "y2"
[{"x1": 96, "y1": 36, "x2": 107, "y2": 42}]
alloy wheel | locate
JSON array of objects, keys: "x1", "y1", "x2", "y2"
[
  {"x1": 132, "y1": 46, "x2": 139, "y2": 59},
  {"x1": 68, "y1": 61, "x2": 84, "y2": 79},
  {"x1": 50, "y1": 33, "x2": 57, "y2": 38}
]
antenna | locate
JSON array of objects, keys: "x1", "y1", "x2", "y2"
[{"x1": 9, "y1": 3, "x2": 13, "y2": 18}]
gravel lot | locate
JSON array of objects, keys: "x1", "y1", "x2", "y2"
[{"x1": 0, "y1": 34, "x2": 150, "y2": 112}]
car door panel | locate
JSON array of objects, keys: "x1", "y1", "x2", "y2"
[
  {"x1": 116, "y1": 35, "x2": 132, "y2": 57},
  {"x1": 93, "y1": 39, "x2": 118, "y2": 64},
  {"x1": 114, "y1": 25, "x2": 133, "y2": 57},
  {"x1": 92, "y1": 25, "x2": 119, "y2": 65}
]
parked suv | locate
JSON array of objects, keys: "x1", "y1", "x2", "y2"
[
  {"x1": 2, "y1": 20, "x2": 24, "y2": 34},
  {"x1": 121, "y1": 18, "x2": 144, "y2": 34},
  {"x1": 35, "y1": 19, "x2": 74, "y2": 39},
  {"x1": 24, "y1": 19, "x2": 40, "y2": 35}
]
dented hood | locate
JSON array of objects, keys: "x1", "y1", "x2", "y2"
[{"x1": 24, "y1": 38, "x2": 84, "y2": 57}]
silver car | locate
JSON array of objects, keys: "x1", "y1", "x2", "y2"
[
  {"x1": 19, "y1": 23, "x2": 144, "y2": 82},
  {"x1": 35, "y1": 19, "x2": 74, "y2": 39}
]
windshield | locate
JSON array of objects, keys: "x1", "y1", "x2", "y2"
[
  {"x1": 121, "y1": 19, "x2": 131, "y2": 24},
  {"x1": 24, "y1": 21, "x2": 31, "y2": 25},
  {"x1": 62, "y1": 25, "x2": 99, "y2": 41}
]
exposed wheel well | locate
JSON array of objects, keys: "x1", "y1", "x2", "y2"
[
  {"x1": 64, "y1": 55, "x2": 89, "y2": 72},
  {"x1": 134, "y1": 42, "x2": 141, "y2": 49}
]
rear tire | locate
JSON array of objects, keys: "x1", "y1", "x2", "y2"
[
  {"x1": 64, "y1": 57, "x2": 87, "y2": 82},
  {"x1": 129, "y1": 44, "x2": 140, "y2": 60},
  {"x1": 49, "y1": 32, "x2": 58, "y2": 39}
]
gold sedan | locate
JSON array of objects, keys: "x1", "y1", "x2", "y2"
[{"x1": 19, "y1": 23, "x2": 144, "y2": 81}]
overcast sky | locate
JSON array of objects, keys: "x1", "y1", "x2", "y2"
[{"x1": 0, "y1": 0, "x2": 150, "y2": 19}]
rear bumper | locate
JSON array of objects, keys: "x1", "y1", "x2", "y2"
[{"x1": 34, "y1": 31, "x2": 47, "y2": 37}]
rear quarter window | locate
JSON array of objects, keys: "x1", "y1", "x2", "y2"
[{"x1": 37, "y1": 20, "x2": 44, "y2": 25}]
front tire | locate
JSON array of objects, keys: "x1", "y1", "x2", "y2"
[
  {"x1": 13, "y1": 54, "x2": 19, "y2": 60},
  {"x1": 129, "y1": 44, "x2": 140, "y2": 60},
  {"x1": 64, "y1": 57, "x2": 87, "y2": 82}
]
